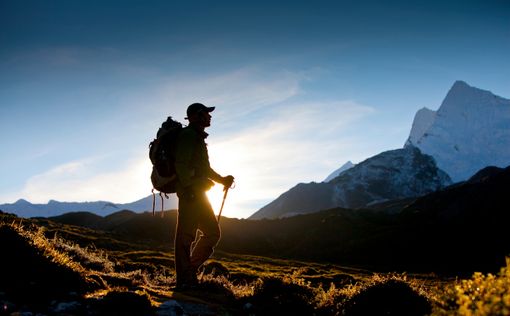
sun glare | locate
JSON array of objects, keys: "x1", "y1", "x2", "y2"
[
  {"x1": 206, "y1": 185, "x2": 231, "y2": 217},
  {"x1": 207, "y1": 143, "x2": 260, "y2": 219}
]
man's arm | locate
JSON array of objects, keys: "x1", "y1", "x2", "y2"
[
  {"x1": 207, "y1": 168, "x2": 223, "y2": 183},
  {"x1": 208, "y1": 167, "x2": 234, "y2": 189}
]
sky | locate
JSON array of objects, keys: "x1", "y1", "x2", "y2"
[{"x1": 1, "y1": 0, "x2": 509, "y2": 219}]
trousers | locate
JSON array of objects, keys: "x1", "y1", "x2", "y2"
[{"x1": 174, "y1": 190, "x2": 220, "y2": 285}]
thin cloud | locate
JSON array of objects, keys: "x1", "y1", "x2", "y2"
[
  {"x1": 19, "y1": 155, "x2": 152, "y2": 204},
  {"x1": 139, "y1": 67, "x2": 302, "y2": 120}
]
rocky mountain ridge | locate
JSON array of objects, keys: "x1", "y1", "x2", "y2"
[
  {"x1": 323, "y1": 161, "x2": 355, "y2": 182},
  {"x1": 250, "y1": 146, "x2": 451, "y2": 219}
]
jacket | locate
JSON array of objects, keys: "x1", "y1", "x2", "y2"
[{"x1": 174, "y1": 125, "x2": 222, "y2": 193}]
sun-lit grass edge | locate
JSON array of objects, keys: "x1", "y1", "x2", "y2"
[{"x1": 5, "y1": 218, "x2": 87, "y2": 274}]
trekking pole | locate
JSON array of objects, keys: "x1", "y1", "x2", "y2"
[{"x1": 217, "y1": 187, "x2": 230, "y2": 224}]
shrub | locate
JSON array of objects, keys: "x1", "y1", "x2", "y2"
[
  {"x1": 249, "y1": 276, "x2": 316, "y2": 315},
  {"x1": 433, "y1": 257, "x2": 510, "y2": 315},
  {"x1": 343, "y1": 279, "x2": 431, "y2": 316}
]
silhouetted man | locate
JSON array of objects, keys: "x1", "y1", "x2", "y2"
[{"x1": 173, "y1": 103, "x2": 234, "y2": 290}]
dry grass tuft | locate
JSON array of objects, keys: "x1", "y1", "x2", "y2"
[{"x1": 13, "y1": 222, "x2": 85, "y2": 273}]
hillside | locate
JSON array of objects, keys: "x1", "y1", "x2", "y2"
[
  {"x1": 44, "y1": 165, "x2": 510, "y2": 274},
  {"x1": 0, "y1": 211, "x2": 439, "y2": 315},
  {"x1": 2, "y1": 189, "x2": 510, "y2": 315},
  {"x1": 236, "y1": 165, "x2": 510, "y2": 273}
]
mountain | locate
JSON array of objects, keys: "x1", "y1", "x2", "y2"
[
  {"x1": 328, "y1": 146, "x2": 451, "y2": 208},
  {"x1": 0, "y1": 194, "x2": 178, "y2": 218},
  {"x1": 400, "y1": 165, "x2": 510, "y2": 221},
  {"x1": 323, "y1": 161, "x2": 354, "y2": 182},
  {"x1": 222, "y1": 164, "x2": 510, "y2": 272},
  {"x1": 405, "y1": 80, "x2": 510, "y2": 182},
  {"x1": 251, "y1": 81, "x2": 509, "y2": 219},
  {"x1": 250, "y1": 146, "x2": 451, "y2": 219},
  {"x1": 249, "y1": 182, "x2": 336, "y2": 220}
]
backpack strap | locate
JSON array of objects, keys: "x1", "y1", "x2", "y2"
[
  {"x1": 151, "y1": 189, "x2": 156, "y2": 216},
  {"x1": 151, "y1": 189, "x2": 170, "y2": 217},
  {"x1": 164, "y1": 193, "x2": 169, "y2": 217},
  {"x1": 159, "y1": 192, "x2": 164, "y2": 217}
]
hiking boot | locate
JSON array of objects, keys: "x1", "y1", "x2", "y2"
[{"x1": 175, "y1": 274, "x2": 198, "y2": 292}]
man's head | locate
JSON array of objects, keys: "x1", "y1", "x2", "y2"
[{"x1": 186, "y1": 103, "x2": 215, "y2": 128}]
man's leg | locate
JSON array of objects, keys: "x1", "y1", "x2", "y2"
[
  {"x1": 174, "y1": 197, "x2": 198, "y2": 286},
  {"x1": 190, "y1": 192, "x2": 221, "y2": 270}
]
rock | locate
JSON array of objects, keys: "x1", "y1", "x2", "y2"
[
  {"x1": 156, "y1": 300, "x2": 185, "y2": 316},
  {"x1": 51, "y1": 301, "x2": 81, "y2": 313},
  {"x1": 156, "y1": 300, "x2": 215, "y2": 316}
]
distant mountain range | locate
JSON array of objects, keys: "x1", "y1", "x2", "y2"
[
  {"x1": 250, "y1": 81, "x2": 510, "y2": 219},
  {"x1": 0, "y1": 194, "x2": 177, "y2": 218}
]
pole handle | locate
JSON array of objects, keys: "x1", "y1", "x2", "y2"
[{"x1": 217, "y1": 187, "x2": 229, "y2": 223}]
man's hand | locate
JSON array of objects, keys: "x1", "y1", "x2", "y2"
[{"x1": 221, "y1": 175, "x2": 234, "y2": 190}]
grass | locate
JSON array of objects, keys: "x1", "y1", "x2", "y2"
[
  {"x1": 1, "y1": 212, "x2": 509, "y2": 315},
  {"x1": 431, "y1": 257, "x2": 510, "y2": 316}
]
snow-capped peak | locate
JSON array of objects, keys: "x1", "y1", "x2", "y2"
[
  {"x1": 405, "y1": 107, "x2": 436, "y2": 146},
  {"x1": 323, "y1": 161, "x2": 355, "y2": 182},
  {"x1": 405, "y1": 81, "x2": 510, "y2": 182},
  {"x1": 450, "y1": 80, "x2": 470, "y2": 91},
  {"x1": 438, "y1": 80, "x2": 501, "y2": 115}
]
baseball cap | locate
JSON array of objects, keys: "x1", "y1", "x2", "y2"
[{"x1": 186, "y1": 103, "x2": 215, "y2": 119}]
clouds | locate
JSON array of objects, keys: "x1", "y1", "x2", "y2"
[{"x1": 16, "y1": 155, "x2": 152, "y2": 204}]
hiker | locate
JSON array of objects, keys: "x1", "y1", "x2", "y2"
[{"x1": 173, "y1": 103, "x2": 234, "y2": 290}]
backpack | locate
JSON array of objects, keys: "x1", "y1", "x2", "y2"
[{"x1": 149, "y1": 116, "x2": 182, "y2": 215}]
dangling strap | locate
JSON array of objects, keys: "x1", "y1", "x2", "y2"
[
  {"x1": 151, "y1": 189, "x2": 156, "y2": 216},
  {"x1": 159, "y1": 192, "x2": 164, "y2": 217},
  {"x1": 162, "y1": 193, "x2": 169, "y2": 218}
]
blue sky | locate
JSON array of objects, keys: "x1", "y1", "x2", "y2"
[{"x1": 1, "y1": 0, "x2": 509, "y2": 218}]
